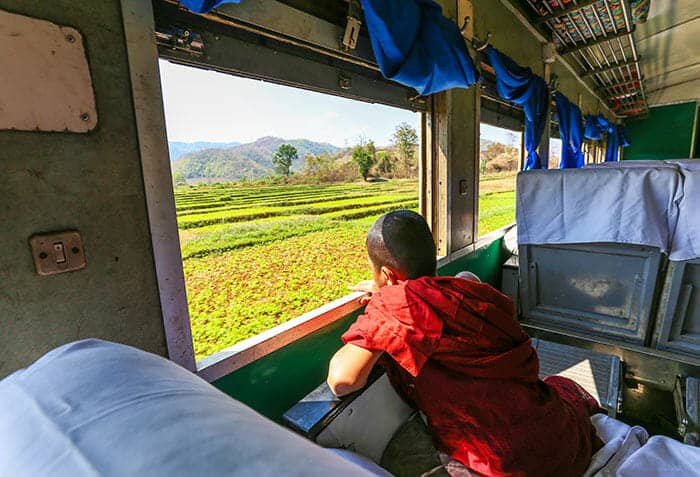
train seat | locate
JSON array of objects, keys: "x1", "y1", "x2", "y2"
[
  {"x1": 0, "y1": 339, "x2": 386, "y2": 477},
  {"x1": 515, "y1": 162, "x2": 700, "y2": 358}
]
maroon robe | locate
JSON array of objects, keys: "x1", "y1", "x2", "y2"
[{"x1": 342, "y1": 276, "x2": 601, "y2": 477}]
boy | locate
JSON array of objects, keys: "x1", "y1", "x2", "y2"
[{"x1": 327, "y1": 210, "x2": 601, "y2": 477}]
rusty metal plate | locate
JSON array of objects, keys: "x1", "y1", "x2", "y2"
[{"x1": 0, "y1": 9, "x2": 97, "y2": 132}]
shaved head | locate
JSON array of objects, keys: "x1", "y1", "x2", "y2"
[{"x1": 366, "y1": 210, "x2": 437, "y2": 280}]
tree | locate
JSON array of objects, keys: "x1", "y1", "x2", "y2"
[
  {"x1": 272, "y1": 144, "x2": 297, "y2": 177},
  {"x1": 365, "y1": 140, "x2": 376, "y2": 160},
  {"x1": 352, "y1": 145, "x2": 374, "y2": 181},
  {"x1": 376, "y1": 150, "x2": 395, "y2": 174},
  {"x1": 172, "y1": 171, "x2": 187, "y2": 186},
  {"x1": 391, "y1": 122, "x2": 418, "y2": 175}
]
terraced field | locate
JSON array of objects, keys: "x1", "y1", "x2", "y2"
[{"x1": 175, "y1": 178, "x2": 515, "y2": 360}]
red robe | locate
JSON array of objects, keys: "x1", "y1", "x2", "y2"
[{"x1": 342, "y1": 276, "x2": 601, "y2": 477}]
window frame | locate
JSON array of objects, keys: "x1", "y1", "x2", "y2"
[{"x1": 123, "y1": 0, "x2": 432, "y2": 380}]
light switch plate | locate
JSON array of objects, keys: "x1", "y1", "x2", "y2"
[{"x1": 29, "y1": 231, "x2": 86, "y2": 276}]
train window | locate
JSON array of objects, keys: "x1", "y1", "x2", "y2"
[
  {"x1": 478, "y1": 124, "x2": 520, "y2": 236},
  {"x1": 159, "y1": 60, "x2": 420, "y2": 361},
  {"x1": 548, "y1": 138, "x2": 563, "y2": 169}
]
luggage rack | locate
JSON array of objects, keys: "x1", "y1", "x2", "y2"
[{"x1": 520, "y1": 0, "x2": 648, "y2": 117}]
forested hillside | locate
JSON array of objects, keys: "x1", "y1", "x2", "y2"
[
  {"x1": 171, "y1": 137, "x2": 339, "y2": 181},
  {"x1": 168, "y1": 141, "x2": 240, "y2": 161}
]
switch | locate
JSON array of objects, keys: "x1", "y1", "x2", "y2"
[
  {"x1": 53, "y1": 242, "x2": 67, "y2": 263},
  {"x1": 459, "y1": 179, "x2": 469, "y2": 196},
  {"x1": 30, "y1": 231, "x2": 86, "y2": 276}
]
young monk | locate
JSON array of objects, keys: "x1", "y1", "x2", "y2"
[{"x1": 327, "y1": 210, "x2": 602, "y2": 477}]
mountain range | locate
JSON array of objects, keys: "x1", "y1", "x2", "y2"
[
  {"x1": 169, "y1": 136, "x2": 503, "y2": 182},
  {"x1": 169, "y1": 141, "x2": 241, "y2": 161},
  {"x1": 171, "y1": 137, "x2": 340, "y2": 181}
]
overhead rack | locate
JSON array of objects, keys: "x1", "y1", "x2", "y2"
[{"x1": 520, "y1": 0, "x2": 649, "y2": 118}]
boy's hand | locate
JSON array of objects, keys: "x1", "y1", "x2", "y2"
[
  {"x1": 349, "y1": 279, "x2": 378, "y2": 293},
  {"x1": 349, "y1": 280, "x2": 378, "y2": 305}
]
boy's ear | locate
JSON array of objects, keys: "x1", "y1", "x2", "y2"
[{"x1": 381, "y1": 265, "x2": 405, "y2": 285}]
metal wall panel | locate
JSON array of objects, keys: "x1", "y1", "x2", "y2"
[
  {"x1": 154, "y1": 1, "x2": 422, "y2": 112},
  {"x1": 0, "y1": 0, "x2": 167, "y2": 378},
  {"x1": 653, "y1": 259, "x2": 700, "y2": 357},
  {"x1": 519, "y1": 243, "x2": 664, "y2": 345}
]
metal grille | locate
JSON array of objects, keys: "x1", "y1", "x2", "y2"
[{"x1": 522, "y1": 0, "x2": 648, "y2": 117}]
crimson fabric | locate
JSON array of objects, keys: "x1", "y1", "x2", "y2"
[{"x1": 342, "y1": 276, "x2": 601, "y2": 477}]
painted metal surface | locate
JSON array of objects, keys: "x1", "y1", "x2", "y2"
[
  {"x1": 211, "y1": 0, "x2": 377, "y2": 70},
  {"x1": 154, "y1": 1, "x2": 422, "y2": 112},
  {"x1": 0, "y1": 9, "x2": 97, "y2": 132},
  {"x1": 635, "y1": 0, "x2": 700, "y2": 107},
  {"x1": 520, "y1": 243, "x2": 663, "y2": 345},
  {"x1": 212, "y1": 312, "x2": 360, "y2": 423},
  {"x1": 654, "y1": 258, "x2": 700, "y2": 358},
  {"x1": 625, "y1": 102, "x2": 698, "y2": 160},
  {"x1": 120, "y1": 0, "x2": 196, "y2": 372},
  {"x1": 0, "y1": 0, "x2": 167, "y2": 379}
]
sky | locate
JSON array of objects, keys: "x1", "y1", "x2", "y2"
[{"x1": 159, "y1": 60, "x2": 519, "y2": 148}]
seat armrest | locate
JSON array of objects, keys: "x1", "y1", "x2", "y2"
[{"x1": 283, "y1": 368, "x2": 384, "y2": 439}]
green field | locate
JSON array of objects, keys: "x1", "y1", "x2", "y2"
[{"x1": 176, "y1": 177, "x2": 515, "y2": 359}]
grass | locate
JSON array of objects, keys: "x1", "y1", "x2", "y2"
[
  {"x1": 184, "y1": 223, "x2": 372, "y2": 358},
  {"x1": 478, "y1": 190, "x2": 516, "y2": 235},
  {"x1": 175, "y1": 175, "x2": 516, "y2": 360}
]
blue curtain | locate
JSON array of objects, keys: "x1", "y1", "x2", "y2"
[
  {"x1": 180, "y1": 0, "x2": 240, "y2": 14},
  {"x1": 604, "y1": 125, "x2": 632, "y2": 162},
  {"x1": 553, "y1": 92, "x2": 584, "y2": 168},
  {"x1": 584, "y1": 114, "x2": 609, "y2": 141},
  {"x1": 360, "y1": 0, "x2": 479, "y2": 95},
  {"x1": 585, "y1": 115, "x2": 631, "y2": 162},
  {"x1": 486, "y1": 46, "x2": 549, "y2": 170}
]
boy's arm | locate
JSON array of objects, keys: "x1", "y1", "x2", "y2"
[{"x1": 327, "y1": 344, "x2": 383, "y2": 396}]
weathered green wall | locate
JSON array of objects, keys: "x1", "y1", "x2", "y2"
[
  {"x1": 437, "y1": 236, "x2": 509, "y2": 287},
  {"x1": 214, "y1": 237, "x2": 509, "y2": 422},
  {"x1": 0, "y1": 1, "x2": 166, "y2": 377},
  {"x1": 625, "y1": 102, "x2": 698, "y2": 160}
]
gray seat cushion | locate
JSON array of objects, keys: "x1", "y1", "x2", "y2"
[{"x1": 0, "y1": 339, "x2": 379, "y2": 477}]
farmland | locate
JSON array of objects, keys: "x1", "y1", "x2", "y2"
[{"x1": 175, "y1": 177, "x2": 515, "y2": 360}]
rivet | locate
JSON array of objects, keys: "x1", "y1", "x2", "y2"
[
  {"x1": 65, "y1": 34, "x2": 76, "y2": 43},
  {"x1": 80, "y1": 113, "x2": 89, "y2": 122}
]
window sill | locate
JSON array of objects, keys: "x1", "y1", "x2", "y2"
[{"x1": 197, "y1": 291, "x2": 366, "y2": 382}]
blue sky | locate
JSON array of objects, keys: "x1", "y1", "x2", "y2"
[{"x1": 159, "y1": 60, "x2": 518, "y2": 148}]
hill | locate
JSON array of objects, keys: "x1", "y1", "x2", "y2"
[
  {"x1": 169, "y1": 141, "x2": 241, "y2": 161},
  {"x1": 172, "y1": 137, "x2": 339, "y2": 181}
]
